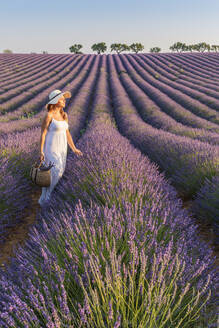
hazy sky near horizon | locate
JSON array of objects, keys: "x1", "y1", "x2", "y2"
[{"x1": 1, "y1": 0, "x2": 218, "y2": 54}]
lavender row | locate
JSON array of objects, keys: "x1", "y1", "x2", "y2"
[
  {"x1": 165, "y1": 53, "x2": 219, "y2": 78},
  {"x1": 167, "y1": 53, "x2": 219, "y2": 76},
  {"x1": 204, "y1": 52, "x2": 219, "y2": 63},
  {"x1": 137, "y1": 54, "x2": 219, "y2": 106},
  {"x1": 0, "y1": 54, "x2": 57, "y2": 84},
  {"x1": 0, "y1": 55, "x2": 74, "y2": 100},
  {"x1": 149, "y1": 55, "x2": 219, "y2": 99},
  {"x1": 0, "y1": 54, "x2": 101, "y2": 242},
  {"x1": 178, "y1": 53, "x2": 219, "y2": 71},
  {"x1": 66, "y1": 53, "x2": 102, "y2": 139},
  {"x1": 0, "y1": 53, "x2": 48, "y2": 70},
  {"x1": 0, "y1": 54, "x2": 101, "y2": 151},
  {"x1": 192, "y1": 175, "x2": 219, "y2": 245},
  {"x1": 182, "y1": 52, "x2": 219, "y2": 68},
  {"x1": 108, "y1": 54, "x2": 219, "y2": 235},
  {"x1": 122, "y1": 54, "x2": 219, "y2": 125},
  {"x1": 0, "y1": 130, "x2": 40, "y2": 244},
  {"x1": 0, "y1": 54, "x2": 43, "y2": 78},
  {"x1": 0, "y1": 55, "x2": 84, "y2": 117},
  {"x1": 113, "y1": 55, "x2": 219, "y2": 146},
  {"x1": 159, "y1": 53, "x2": 219, "y2": 83},
  {"x1": 168, "y1": 53, "x2": 219, "y2": 75},
  {"x1": 113, "y1": 55, "x2": 219, "y2": 132},
  {"x1": 0, "y1": 55, "x2": 95, "y2": 134},
  {"x1": 154, "y1": 53, "x2": 219, "y2": 87},
  {"x1": 153, "y1": 53, "x2": 219, "y2": 88},
  {"x1": 145, "y1": 53, "x2": 219, "y2": 99},
  {"x1": 0, "y1": 56, "x2": 217, "y2": 325},
  {"x1": 0, "y1": 54, "x2": 32, "y2": 70},
  {"x1": 0, "y1": 54, "x2": 62, "y2": 83}
]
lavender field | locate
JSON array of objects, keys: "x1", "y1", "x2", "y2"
[{"x1": 0, "y1": 52, "x2": 218, "y2": 327}]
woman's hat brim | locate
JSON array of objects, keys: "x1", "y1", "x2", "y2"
[
  {"x1": 62, "y1": 91, "x2": 71, "y2": 98},
  {"x1": 45, "y1": 90, "x2": 71, "y2": 109}
]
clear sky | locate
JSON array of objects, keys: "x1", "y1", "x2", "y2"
[{"x1": 1, "y1": 0, "x2": 218, "y2": 54}]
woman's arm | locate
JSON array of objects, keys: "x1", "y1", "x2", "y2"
[
  {"x1": 65, "y1": 114, "x2": 83, "y2": 156},
  {"x1": 40, "y1": 113, "x2": 52, "y2": 158},
  {"x1": 66, "y1": 129, "x2": 77, "y2": 152}
]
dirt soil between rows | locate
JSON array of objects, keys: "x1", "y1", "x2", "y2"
[{"x1": 0, "y1": 189, "x2": 42, "y2": 270}]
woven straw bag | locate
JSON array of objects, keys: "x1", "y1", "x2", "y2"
[{"x1": 30, "y1": 160, "x2": 54, "y2": 187}]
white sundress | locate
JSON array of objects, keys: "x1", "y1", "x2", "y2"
[{"x1": 38, "y1": 118, "x2": 68, "y2": 206}]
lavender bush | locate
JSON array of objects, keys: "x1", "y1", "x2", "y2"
[
  {"x1": 113, "y1": 54, "x2": 219, "y2": 131},
  {"x1": 0, "y1": 55, "x2": 96, "y2": 134},
  {"x1": 161, "y1": 53, "x2": 219, "y2": 83},
  {"x1": 108, "y1": 54, "x2": 219, "y2": 196},
  {"x1": 0, "y1": 53, "x2": 218, "y2": 327},
  {"x1": 138, "y1": 54, "x2": 219, "y2": 101},
  {"x1": 0, "y1": 55, "x2": 70, "y2": 97},
  {"x1": 0, "y1": 55, "x2": 86, "y2": 120},
  {"x1": 123, "y1": 54, "x2": 219, "y2": 123},
  {"x1": 111, "y1": 54, "x2": 219, "y2": 146},
  {"x1": 0, "y1": 54, "x2": 102, "y2": 243},
  {"x1": 0, "y1": 120, "x2": 217, "y2": 326},
  {"x1": 192, "y1": 175, "x2": 219, "y2": 246}
]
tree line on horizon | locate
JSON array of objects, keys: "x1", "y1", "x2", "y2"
[
  {"x1": 69, "y1": 42, "x2": 219, "y2": 54},
  {"x1": 2, "y1": 41, "x2": 219, "y2": 54}
]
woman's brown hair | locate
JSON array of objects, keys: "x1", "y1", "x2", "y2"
[{"x1": 47, "y1": 103, "x2": 67, "y2": 121}]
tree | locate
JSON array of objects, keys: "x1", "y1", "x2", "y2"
[
  {"x1": 110, "y1": 43, "x2": 130, "y2": 54},
  {"x1": 69, "y1": 44, "x2": 83, "y2": 54},
  {"x1": 211, "y1": 45, "x2": 219, "y2": 52},
  {"x1": 3, "y1": 49, "x2": 13, "y2": 53},
  {"x1": 181, "y1": 43, "x2": 189, "y2": 52},
  {"x1": 195, "y1": 42, "x2": 210, "y2": 52},
  {"x1": 187, "y1": 45, "x2": 196, "y2": 52},
  {"x1": 192, "y1": 44, "x2": 199, "y2": 52},
  {"x1": 206, "y1": 44, "x2": 211, "y2": 52},
  {"x1": 91, "y1": 42, "x2": 107, "y2": 54},
  {"x1": 129, "y1": 43, "x2": 144, "y2": 53},
  {"x1": 150, "y1": 47, "x2": 161, "y2": 53},
  {"x1": 42, "y1": 51, "x2": 48, "y2": 54},
  {"x1": 169, "y1": 42, "x2": 187, "y2": 52}
]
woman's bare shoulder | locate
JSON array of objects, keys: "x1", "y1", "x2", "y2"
[
  {"x1": 46, "y1": 111, "x2": 53, "y2": 118},
  {"x1": 43, "y1": 112, "x2": 53, "y2": 122},
  {"x1": 41, "y1": 112, "x2": 53, "y2": 128}
]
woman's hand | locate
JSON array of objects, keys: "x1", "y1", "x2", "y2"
[
  {"x1": 40, "y1": 152, "x2": 45, "y2": 161},
  {"x1": 74, "y1": 148, "x2": 83, "y2": 157}
]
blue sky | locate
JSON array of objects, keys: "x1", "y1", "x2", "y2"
[{"x1": 1, "y1": 0, "x2": 218, "y2": 54}]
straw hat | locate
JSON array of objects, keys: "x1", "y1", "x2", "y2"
[{"x1": 46, "y1": 89, "x2": 71, "y2": 109}]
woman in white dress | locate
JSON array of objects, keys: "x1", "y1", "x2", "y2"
[{"x1": 38, "y1": 89, "x2": 83, "y2": 206}]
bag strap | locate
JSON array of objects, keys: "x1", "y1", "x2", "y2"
[
  {"x1": 34, "y1": 167, "x2": 38, "y2": 184},
  {"x1": 34, "y1": 159, "x2": 44, "y2": 169}
]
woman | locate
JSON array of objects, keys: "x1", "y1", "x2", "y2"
[{"x1": 38, "y1": 89, "x2": 83, "y2": 206}]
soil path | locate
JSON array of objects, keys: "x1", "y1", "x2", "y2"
[
  {"x1": 182, "y1": 199, "x2": 219, "y2": 270},
  {"x1": 0, "y1": 188, "x2": 42, "y2": 270}
]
